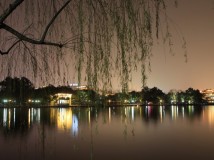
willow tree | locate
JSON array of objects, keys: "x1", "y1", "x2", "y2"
[{"x1": 0, "y1": 0, "x2": 179, "y2": 92}]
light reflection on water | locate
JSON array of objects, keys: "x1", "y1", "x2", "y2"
[{"x1": 0, "y1": 105, "x2": 214, "y2": 160}]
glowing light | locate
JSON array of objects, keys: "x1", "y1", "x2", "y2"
[
  {"x1": 3, "y1": 99, "x2": 8, "y2": 103},
  {"x1": 88, "y1": 109, "x2": 91, "y2": 125},
  {"x1": 8, "y1": 109, "x2": 11, "y2": 128},
  {"x1": 28, "y1": 108, "x2": 31, "y2": 127},
  {"x1": 14, "y1": 108, "x2": 16, "y2": 124},
  {"x1": 70, "y1": 83, "x2": 78, "y2": 87},
  {"x1": 109, "y1": 107, "x2": 111, "y2": 123},
  {"x1": 160, "y1": 106, "x2": 163, "y2": 123},
  {"x1": 57, "y1": 108, "x2": 72, "y2": 131},
  {"x1": 38, "y1": 109, "x2": 41, "y2": 122},
  {"x1": 182, "y1": 107, "x2": 185, "y2": 118},
  {"x1": 3, "y1": 108, "x2": 7, "y2": 127},
  {"x1": 31, "y1": 108, "x2": 33, "y2": 122},
  {"x1": 132, "y1": 107, "x2": 134, "y2": 121},
  {"x1": 35, "y1": 100, "x2": 41, "y2": 103},
  {"x1": 52, "y1": 93, "x2": 72, "y2": 106},
  {"x1": 159, "y1": 99, "x2": 163, "y2": 105},
  {"x1": 171, "y1": 105, "x2": 177, "y2": 120},
  {"x1": 28, "y1": 99, "x2": 41, "y2": 103}
]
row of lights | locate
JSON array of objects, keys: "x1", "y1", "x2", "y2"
[
  {"x1": 1, "y1": 99, "x2": 41, "y2": 104},
  {"x1": 28, "y1": 99, "x2": 41, "y2": 103},
  {"x1": 107, "y1": 98, "x2": 194, "y2": 105},
  {"x1": 2, "y1": 99, "x2": 16, "y2": 103}
]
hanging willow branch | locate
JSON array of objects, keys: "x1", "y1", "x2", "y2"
[{"x1": 0, "y1": 0, "x2": 180, "y2": 92}]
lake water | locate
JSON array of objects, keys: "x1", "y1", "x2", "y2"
[{"x1": 0, "y1": 105, "x2": 214, "y2": 160}]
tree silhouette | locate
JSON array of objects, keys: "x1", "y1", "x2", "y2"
[
  {"x1": 142, "y1": 86, "x2": 165, "y2": 105},
  {"x1": 0, "y1": 76, "x2": 34, "y2": 104}
]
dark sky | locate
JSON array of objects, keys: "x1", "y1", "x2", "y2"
[
  {"x1": 127, "y1": 0, "x2": 214, "y2": 92},
  {"x1": 2, "y1": 0, "x2": 214, "y2": 92}
]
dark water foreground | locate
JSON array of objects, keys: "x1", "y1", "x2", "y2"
[{"x1": 0, "y1": 105, "x2": 214, "y2": 160}]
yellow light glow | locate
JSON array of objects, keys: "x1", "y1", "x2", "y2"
[
  {"x1": 28, "y1": 108, "x2": 31, "y2": 127},
  {"x1": 57, "y1": 108, "x2": 73, "y2": 131}
]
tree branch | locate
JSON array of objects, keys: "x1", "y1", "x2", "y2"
[
  {"x1": 0, "y1": 0, "x2": 72, "y2": 55},
  {"x1": 1, "y1": 23, "x2": 63, "y2": 48},
  {"x1": 0, "y1": 0, "x2": 24, "y2": 23},
  {"x1": 41, "y1": 0, "x2": 72, "y2": 41},
  {"x1": 0, "y1": 39, "x2": 21, "y2": 55}
]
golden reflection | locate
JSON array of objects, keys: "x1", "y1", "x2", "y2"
[
  {"x1": 29, "y1": 108, "x2": 41, "y2": 123},
  {"x1": 57, "y1": 108, "x2": 72, "y2": 130},
  {"x1": 50, "y1": 108, "x2": 79, "y2": 135},
  {"x1": 2, "y1": 108, "x2": 17, "y2": 129},
  {"x1": 160, "y1": 106, "x2": 163, "y2": 123},
  {"x1": 171, "y1": 106, "x2": 175, "y2": 120},
  {"x1": 140, "y1": 107, "x2": 142, "y2": 118},
  {"x1": 109, "y1": 107, "x2": 111, "y2": 123},
  {"x1": 171, "y1": 106, "x2": 180, "y2": 120},
  {"x1": 88, "y1": 109, "x2": 91, "y2": 125},
  {"x1": 50, "y1": 108, "x2": 72, "y2": 130},
  {"x1": 203, "y1": 106, "x2": 214, "y2": 127},
  {"x1": 131, "y1": 107, "x2": 134, "y2": 121},
  {"x1": 8, "y1": 109, "x2": 11, "y2": 128},
  {"x1": 31, "y1": 108, "x2": 33, "y2": 122},
  {"x1": 182, "y1": 107, "x2": 185, "y2": 118},
  {"x1": 28, "y1": 108, "x2": 31, "y2": 128}
]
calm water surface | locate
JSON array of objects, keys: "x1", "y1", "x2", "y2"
[{"x1": 0, "y1": 105, "x2": 214, "y2": 160}]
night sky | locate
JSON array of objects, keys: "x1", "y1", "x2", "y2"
[
  {"x1": 1, "y1": 0, "x2": 214, "y2": 92},
  {"x1": 128, "y1": 0, "x2": 214, "y2": 92}
]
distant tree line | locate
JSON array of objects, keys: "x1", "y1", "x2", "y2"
[
  {"x1": 0, "y1": 77, "x2": 205, "y2": 106},
  {"x1": 106, "y1": 87, "x2": 205, "y2": 106},
  {"x1": 0, "y1": 77, "x2": 99, "y2": 106}
]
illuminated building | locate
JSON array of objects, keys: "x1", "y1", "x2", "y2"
[
  {"x1": 69, "y1": 83, "x2": 89, "y2": 90},
  {"x1": 50, "y1": 93, "x2": 72, "y2": 106},
  {"x1": 201, "y1": 89, "x2": 214, "y2": 103}
]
